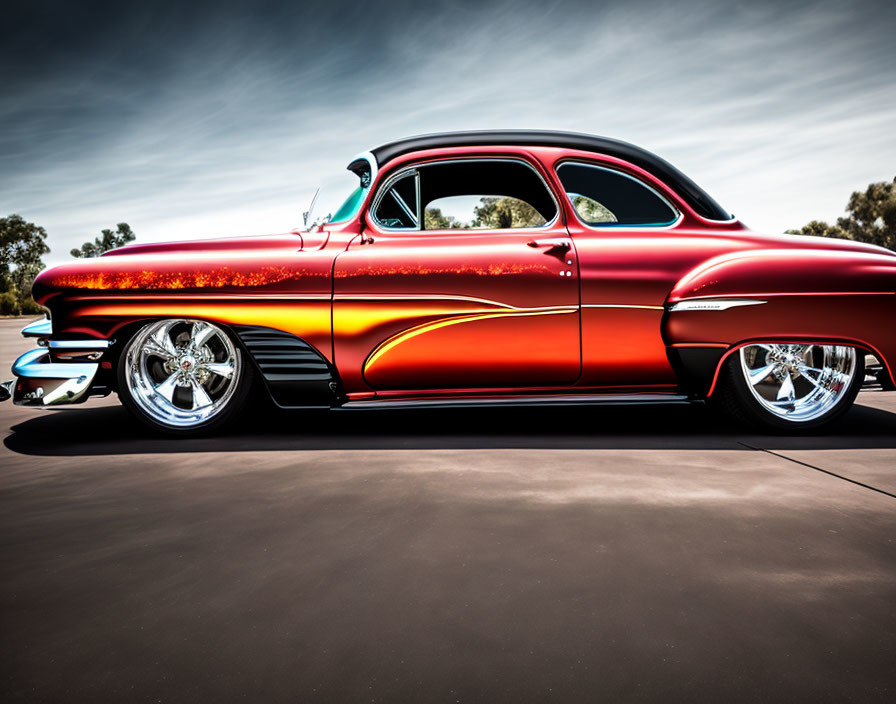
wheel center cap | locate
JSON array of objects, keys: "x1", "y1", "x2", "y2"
[{"x1": 180, "y1": 355, "x2": 196, "y2": 372}]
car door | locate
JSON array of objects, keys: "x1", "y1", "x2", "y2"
[
  {"x1": 332, "y1": 157, "x2": 581, "y2": 393},
  {"x1": 554, "y1": 159, "x2": 736, "y2": 387}
]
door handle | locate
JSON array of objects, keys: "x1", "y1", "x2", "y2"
[{"x1": 527, "y1": 238, "x2": 571, "y2": 252}]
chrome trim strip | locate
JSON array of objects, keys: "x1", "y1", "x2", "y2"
[
  {"x1": 335, "y1": 293, "x2": 580, "y2": 313},
  {"x1": 21, "y1": 318, "x2": 52, "y2": 337},
  {"x1": 338, "y1": 393, "x2": 690, "y2": 410},
  {"x1": 668, "y1": 299, "x2": 767, "y2": 312},
  {"x1": 48, "y1": 339, "x2": 112, "y2": 350},
  {"x1": 582, "y1": 304, "x2": 665, "y2": 311},
  {"x1": 10, "y1": 349, "x2": 98, "y2": 406}
]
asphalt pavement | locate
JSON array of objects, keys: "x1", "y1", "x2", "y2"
[{"x1": 1, "y1": 317, "x2": 894, "y2": 702}]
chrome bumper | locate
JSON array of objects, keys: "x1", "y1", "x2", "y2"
[
  {"x1": 8, "y1": 349, "x2": 99, "y2": 406},
  {"x1": 1, "y1": 318, "x2": 110, "y2": 407}
]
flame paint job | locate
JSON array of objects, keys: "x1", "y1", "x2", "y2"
[
  {"x1": 29, "y1": 142, "x2": 896, "y2": 403},
  {"x1": 48, "y1": 266, "x2": 301, "y2": 291},
  {"x1": 362, "y1": 309, "x2": 578, "y2": 388}
]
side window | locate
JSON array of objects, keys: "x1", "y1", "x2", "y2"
[
  {"x1": 425, "y1": 196, "x2": 546, "y2": 230},
  {"x1": 373, "y1": 171, "x2": 420, "y2": 229},
  {"x1": 371, "y1": 159, "x2": 557, "y2": 232},
  {"x1": 420, "y1": 160, "x2": 556, "y2": 230},
  {"x1": 556, "y1": 162, "x2": 678, "y2": 227}
]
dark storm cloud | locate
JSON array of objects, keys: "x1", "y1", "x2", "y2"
[{"x1": 2, "y1": 0, "x2": 895, "y2": 263}]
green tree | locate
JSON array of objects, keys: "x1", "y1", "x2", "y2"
[
  {"x1": 787, "y1": 178, "x2": 895, "y2": 250},
  {"x1": 571, "y1": 195, "x2": 616, "y2": 224},
  {"x1": 71, "y1": 222, "x2": 135, "y2": 257},
  {"x1": 471, "y1": 197, "x2": 545, "y2": 229},
  {"x1": 424, "y1": 207, "x2": 454, "y2": 230},
  {"x1": 1, "y1": 214, "x2": 50, "y2": 315}
]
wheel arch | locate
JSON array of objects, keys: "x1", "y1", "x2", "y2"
[
  {"x1": 703, "y1": 336, "x2": 886, "y2": 398},
  {"x1": 54, "y1": 312, "x2": 344, "y2": 408}
]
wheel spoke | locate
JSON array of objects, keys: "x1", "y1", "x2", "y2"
[
  {"x1": 148, "y1": 323, "x2": 178, "y2": 359},
  {"x1": 748, "y1": 363, "x2": 777, "y2": 386},
  {"x1": 144, "y1": 339, "x2": 174, "y2": 360},
  {"x1": 191, "y1": 321, "x2": 216, "y2": 349},
  {"x1": 190, "y1": 379, "x2": 213, "y2": 409},
  {"x1": 203, "y1": 362, "x2": 234, "y2": 379},
  {"x1": 830, "y1": 370, "x2": 851, "y2": 389},
  {"x1": 154, "y1": 371, "x2": 180, "y2": 404},
  {"x1": 798, "y1": 369, "x2": 826, "y2": 391},
  {"x1": 776, "y1": 373, "x2": 796, "y2": 402}
]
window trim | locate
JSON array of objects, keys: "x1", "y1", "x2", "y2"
[
  {"x1": 369, "y1": 157, "x2": 561, "y2": 234},
  {"x1": 556, "y1": 160, "x2": 682, "y2": 230},
  {"x1": 371, "y1": 169, "x2": 421, "y2": 231}
]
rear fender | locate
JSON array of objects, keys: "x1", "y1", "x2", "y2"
[{"x1": 663, "y1": 248, "x2": 896, "y2": 395}]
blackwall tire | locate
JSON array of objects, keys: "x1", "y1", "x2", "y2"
[{"x1": 718, "y1": 343, "x2": 864, "y2": 432}]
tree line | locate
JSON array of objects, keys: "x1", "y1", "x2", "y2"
[
  {"x1": 1, "y1": 176, "x2": 893, "y2": 315},
  {"x1": 1, "y1": 219, "x2": 134, "y2": 315}
]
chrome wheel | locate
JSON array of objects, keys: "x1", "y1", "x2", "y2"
[
  {"x1": 739, "y1": 343, "x2": 857, "y2": 423},
  {"x1": 123, "y1": 319, "x2": 242, "y2": 428}
]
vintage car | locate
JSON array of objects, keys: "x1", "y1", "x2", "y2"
[{"x1": 2, "y1": 130, "x2": 895, "y2": 434}]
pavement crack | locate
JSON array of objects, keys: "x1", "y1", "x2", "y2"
[{"x1": 737, "y1": 441, "x2": 896, "y2": 500}]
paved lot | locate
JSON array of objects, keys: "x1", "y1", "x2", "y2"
[{"x1": 1, "y1": 317, "x2": 894, "y2": 702}]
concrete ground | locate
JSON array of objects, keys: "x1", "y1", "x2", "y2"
[{"x1": 1, "y1": 317, "x2": 894, "y2": 702}]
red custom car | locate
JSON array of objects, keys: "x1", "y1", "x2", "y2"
[{"x1": 3, "y1": 131, "x2": 895, "y2": 434}]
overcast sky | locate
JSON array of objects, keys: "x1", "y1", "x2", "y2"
[{"x1": 2, "y1": 0, "x2": 894, "y2": 265}]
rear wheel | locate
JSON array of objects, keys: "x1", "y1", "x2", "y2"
[
  {"x1": 719, "y1": 342, "x2": 863, "y2": 431},
  {"x1": 117, "y1": 319, "x2": 253, "y2": 435}
]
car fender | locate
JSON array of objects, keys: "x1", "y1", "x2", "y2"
[{"x1": 662, "y1": 248, "x2": 896, "y2": 395}]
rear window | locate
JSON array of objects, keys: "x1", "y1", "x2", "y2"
[{"x1": 556, "y1": 162, "x2": 678, "y2": 227}]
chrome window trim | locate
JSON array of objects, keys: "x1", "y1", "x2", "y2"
[
  {"x1": 371, "y1": 169, "x2": 421, "y2": 231},
  {"x1": 556, "y1": 160, "x2": 683, "y2": 230},
  {"x1": 389, "y1": 173, "x2": 420, "y2": 227},
  {"x1": 368, "y1": 157, "x2": 561, "y2": 235}
]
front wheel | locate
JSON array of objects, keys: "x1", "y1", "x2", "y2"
[
  {"x1": 117, "y1": 319, "x2": 253, "y2": 435},
  {"x1": 719, "y1": 343, "x2": 864, "y2": 431}
]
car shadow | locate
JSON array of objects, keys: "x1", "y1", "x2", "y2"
[{"x1": 4, "y1": 396, "x2": 896, "y2": 455}]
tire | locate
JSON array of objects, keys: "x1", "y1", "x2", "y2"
[
  {"x1": 117, "y1": 319, "x2": 254, "y2": 435},
  {"x1": 718, "y1": 343, "x2": 864, "y2": 432}
]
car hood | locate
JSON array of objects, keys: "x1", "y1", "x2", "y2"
[
  {"x1": 102, "y1": 231, "x2": 313, "y2": 257},
  {"x1": 31, "y1": 230, "x2": 334, "y2": 304}
]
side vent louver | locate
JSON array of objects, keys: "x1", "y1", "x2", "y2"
[{"x1": 233, "y1": 326, "x2": 338, "y2": 408}]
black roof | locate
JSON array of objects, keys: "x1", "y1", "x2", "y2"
[{"x1": 367, "y1": 130, "x2": 732, "y2": 221}]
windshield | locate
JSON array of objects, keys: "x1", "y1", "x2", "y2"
[{"x1": 329, "y1": 184, "x2": 369, "y2": 224}]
